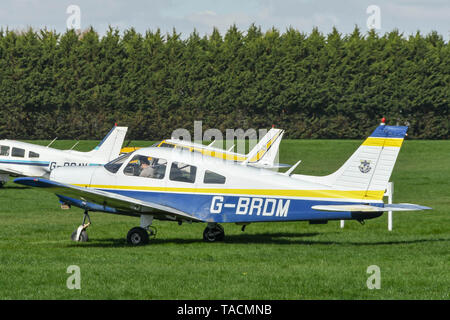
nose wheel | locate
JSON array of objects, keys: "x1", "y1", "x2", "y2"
[
  {"x1": 203, "y1": 223, "x2": 225, "y2": 242},
  {"x1": 71, "y1": 210, "x2": 91, "y2": 242}
]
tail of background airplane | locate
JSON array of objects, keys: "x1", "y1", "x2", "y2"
[
  {"x1": 85, "y1": 125, "x2": 128, "y2": 163},
  {"x1": 244, "y1": 128, "x2": 285, "y2": 167},
  {"x1": 310, "y1": 124, "x2": 408, "y2": 201}
]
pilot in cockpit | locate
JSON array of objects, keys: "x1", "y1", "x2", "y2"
[{"x1": 139, "y1": 157, "x2": 155, "y2": 177}]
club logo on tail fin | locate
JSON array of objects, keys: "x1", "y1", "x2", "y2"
[{"x1": 359, "y1": 160, "x2": 372, "y2": 174}]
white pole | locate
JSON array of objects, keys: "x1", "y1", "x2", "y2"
[
  {"x1": 340, "y1": 220, "x2": 345, "y2": 228},
  {"x1": 386, "y1": 182, "x2": 394, "y2": 231}
]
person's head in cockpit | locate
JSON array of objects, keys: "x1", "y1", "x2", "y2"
[{"x1": 139, "y1": 157, "x2": 154, "y2": 177}]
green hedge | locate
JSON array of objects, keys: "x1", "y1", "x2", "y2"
[{"x1": 0, "y1": 25, "x2": 448, "y2": 140}]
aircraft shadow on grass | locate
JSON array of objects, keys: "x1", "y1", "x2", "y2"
[
  {"x1": 65, "y1": 232, "x2": 450, "y2": 248},
  {"x1": 4, "y1": 186, "x2": 31, "y2": 190}
]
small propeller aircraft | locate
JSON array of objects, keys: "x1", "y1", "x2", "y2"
[
  {"x1": 14, "y1": 121, "x2": 431, "y2": 245},
  {"x1": 120, "y1": 127, "x2": 287, "y2": 169},
  {"x1": 0, "y1": 125, "x2": 128, "y2": 186}
]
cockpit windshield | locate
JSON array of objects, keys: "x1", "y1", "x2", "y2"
[{"x1": 104, "y1": 153, "x2": 131, "y2": 174}]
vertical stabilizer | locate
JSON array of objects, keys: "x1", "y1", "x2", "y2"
[
  {"x1": 243, "y1": 128, "x2": 284, "y2": 166},
  {"x1": 322, "y1": 124, "x2": 408, "y2": 201},
  {"x1": 87, "y1": 126, "x2": 128, "y2": 162}
]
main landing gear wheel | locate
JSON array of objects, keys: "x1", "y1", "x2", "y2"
[
  {"x1": 127, "y1": 227, "x2": 149, "y2": 246},
  {"x1": 203, "y1": 223, "x2": 225, "y2": 242}
]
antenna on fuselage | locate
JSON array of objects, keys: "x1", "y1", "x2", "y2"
[
  {"x1": 46, "y1": 137, "x2": 58, "y2": 148},
  {"x1": 283, "y1": 160, "x2": 302, "y2": 176},
  {"x1": 69, "y1": 141, "x2": 80, "y2": 150}
]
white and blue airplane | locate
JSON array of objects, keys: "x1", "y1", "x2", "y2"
[
  {"x1": 0, "y1": 125, "x2": 128, "y2": 186},
  {"x1": 14, "y1": 122, "x2": 431, "y2": 245}
]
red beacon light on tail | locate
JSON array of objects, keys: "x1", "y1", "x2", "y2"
[{"x1": 380, "y1": 117, "x2": 386, "y2": 125}]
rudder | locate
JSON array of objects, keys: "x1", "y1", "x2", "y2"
[{"x1": 322, "y1": 124, "x2": 408, "y2": 201}]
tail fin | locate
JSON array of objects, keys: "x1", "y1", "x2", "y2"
[
  {"x1": 322, "y1": 124, "x2": 408, "y2": 201},
  {"x1": 86, "y1": 126, "x2": 128, "y2": 162},
  {"x1": 243, "y1": 128, "x2": 284, "y2": 166}
]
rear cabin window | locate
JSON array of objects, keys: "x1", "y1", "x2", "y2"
[
  {"x1": 203, "y1": 170, "x2": 226, "y2": 184},
  {"x1": 169, "y1": 162, "x2": 197, "y2": 183},
  {"x1": 0, "y1": 146, "x2": 10, "y2": 156},
  {"x1": 29, "y1": 151, "x2": 40, "y2": 158},
  {"x1": 11, "y1": 148, "x2": 25, "y2": 158}
]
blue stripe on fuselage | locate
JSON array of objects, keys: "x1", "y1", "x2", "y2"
[
  {"x1": 0, "y1": 159, "x2": 50, "y2": 166},
  {"x1": 96, "y1": 189, "x2": 382, "y2": 223}
]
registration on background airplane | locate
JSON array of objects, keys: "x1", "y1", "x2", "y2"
[
  {"x1": 120, "y1": 127, "x2": 287, "y2": 169},
  {"x1": 0, "y1": 125, "x2": 128, "y2": 186},
  {"x1": 15, "y1": 122, "x2": 430, "y2": 245}
]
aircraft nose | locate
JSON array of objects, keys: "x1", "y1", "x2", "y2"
[{"x1": 50, "y1": 166, "x2": 99, "y2": 185}]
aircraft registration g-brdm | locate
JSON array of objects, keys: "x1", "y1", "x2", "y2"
[{"x1": 14, "y1": 120, "x2": 431, "y2": 245}]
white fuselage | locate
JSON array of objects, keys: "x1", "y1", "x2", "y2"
[{"x1": 0, "y1": 140, "x2": 105, "y2": 178}]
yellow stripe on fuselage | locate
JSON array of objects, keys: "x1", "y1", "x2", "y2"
[
  {"x1": 362, "y1": 137, "x2": 404, "y2": 147},
  {"x1": 73, "y1": 184, "x2": 385, "y2": 201}
]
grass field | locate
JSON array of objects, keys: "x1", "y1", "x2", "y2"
[{"x1": 0, "y1": 139, "x2": 448, "y2": 299}]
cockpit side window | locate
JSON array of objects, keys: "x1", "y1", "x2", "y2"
[
  {"x1": 104, "y1": 153, "x2": 131, "y2": 174},
  {"x1": 11, "y1": 148, "x2": 25, "y2": 158},
  {"x1": 29, "y1": 151, "x2": 40, "y2": 158},
  {"x1": 123, "y1": 155, "x2": 167, "y2": 179},
  {"x1": 0, "y1": 146, "x2": 10, "y2": 156},
  {"x1": 169, "y1": 162, "x2": 197, "y2": 183},
  {"x1": 203, "y1": 170, "x2": 226, "y2": 184}
]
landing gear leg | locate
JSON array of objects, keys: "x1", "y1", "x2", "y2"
[
  {"x1": 126, "y1": 215, "x2": 155, "y2": 246},
  {"x1": 203, "y1": 223, "x2": 225, "y2": 242},
  {"x1": 71, "y1": 210, "x2": 91, "y2": 242}
]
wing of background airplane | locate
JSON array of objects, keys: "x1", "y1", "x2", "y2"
[
  {"x1": 120, "y1": 128, "x2": 289, "y2": 169},
  {"x1": 14, "y1": 177, "x2": 202, "y2": 222},
  {"x1": 244, "y1": 128, "x2": 288, "y2": 168}
]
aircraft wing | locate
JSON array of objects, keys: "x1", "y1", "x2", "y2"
[
  {"x1": 311, "y1": 203, "x2": 432, "y2": 212},
  {"x1": 14, "y1": 177, "x2": 202, "y2": 222}
]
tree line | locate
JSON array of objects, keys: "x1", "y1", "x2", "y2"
[{"x1": 0, "y1": 25, "x2": 448, "y2": 140}]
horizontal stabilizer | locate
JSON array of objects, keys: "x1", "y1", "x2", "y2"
[{"x1": 311, "y1": 203, "x2": 432, "y2": 212}]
